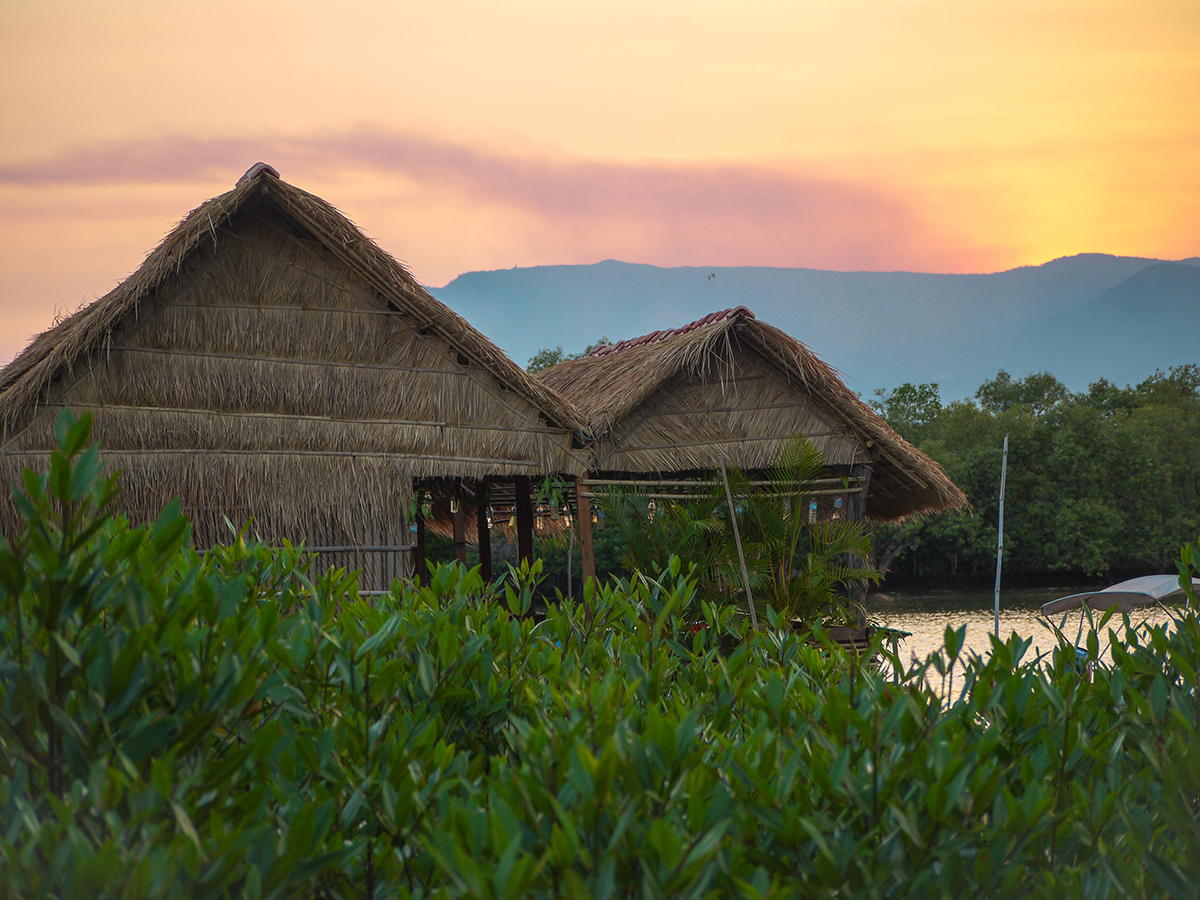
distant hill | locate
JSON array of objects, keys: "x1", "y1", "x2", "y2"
[
  {"x1": 430, "y1": 254, "x2": 1197, "y2": 400},
  {"x1": 1000, "y1": 262, "x2": 1200, "y2": 391}
]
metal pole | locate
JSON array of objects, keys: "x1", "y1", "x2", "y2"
[
  {"x1": 993, "y1": 434, "x2": 1009, "y2": 638},
  {"x1": 720, "y1": 459, "x2": 759, "y2": 631}
]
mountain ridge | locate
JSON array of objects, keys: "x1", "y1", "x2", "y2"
[{"x1": 431, "y1": 253, "x2": 1197, "y2": 400}]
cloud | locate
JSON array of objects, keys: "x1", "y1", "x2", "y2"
[
  {"x1": 0, "y1": 127, "x2": 995, "y2": 273},
  {"x1": 0, "y1": 136, "x2": 264, "y2": 188}
]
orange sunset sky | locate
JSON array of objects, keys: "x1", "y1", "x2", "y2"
[{"x1": 2, "y1": 0, "x2": 1197, "y2": 366}]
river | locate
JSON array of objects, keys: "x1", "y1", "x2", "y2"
[{"x1": 865, "y1": 584, "x2": 1177, "y2": 672}]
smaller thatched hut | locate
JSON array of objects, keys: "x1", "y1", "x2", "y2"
[
  {"x1": 0, "y1": 164, "x2": 588, "y2": 588},
  {"x1": 538, "y1": 307, "x2": 966, "y2": 579}
]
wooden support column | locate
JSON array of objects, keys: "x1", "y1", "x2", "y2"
[
  {"x1": 576, "y1": 476, "x2": 596, "y2": 588},
  {"x1": 849, "y1": 462, "x2": 874, "y2": 620},
  {"x1": 514, "y1": 475, "x2": 534, "y2": 566},
  {"x1": 475, "y1": 479, "x2": 493, "y2": 583},
  {"x1": 850, "y1": 463, "x2": 873, "y2": 522},
  {"x1": 413, "y1": 492, "x2": 427, "y2": 586},
  {"x1": 452, "y1": 484, "x2": 468, "y2": 567}
]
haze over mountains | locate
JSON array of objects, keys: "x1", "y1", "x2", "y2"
[{"x1": 431, "y1": 254, "x2": 1200, "y2": 402}]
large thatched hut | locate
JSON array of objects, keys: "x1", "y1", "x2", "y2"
[
  {"x1": 0, "y1": 164, "x2": 587, "y2": 588},
  {"x1": 538, "y1": 307, "x2": 966, "y2": 578}
]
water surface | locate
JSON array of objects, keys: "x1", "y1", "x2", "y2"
[{"x1": 866, "y1": 585, "x2": 1177, "y2": 669}]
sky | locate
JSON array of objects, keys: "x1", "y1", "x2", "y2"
[{"x1": 2, "y1": 0, "x2": 1198, "y2": 366}]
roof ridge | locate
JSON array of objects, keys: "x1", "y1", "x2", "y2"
[
  {"x1": 236, "y1": 162, "x2": 280, "y2": 186},
  {"x1": 587, "y1": 306, "x2": 755, "y2": 358},
  {"x1": 0, "y1": 168, "x2": 588, "y2": 436}
]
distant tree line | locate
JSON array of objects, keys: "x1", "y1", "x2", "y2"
[{"x1": 869, "y1": 366, "x2": 1200, "y2": 586}]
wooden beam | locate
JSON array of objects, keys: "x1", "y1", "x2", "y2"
[
  {"x1": 3, "y1": 448, "x2": 544, "y2": 467},
  {"x1": 475, "y1": 479, "x2": 493, "y2": 583},
  {"x1": 580, "y1": 487, "x2": 862, "y2": 501},
  {"x1": 583, "y1": 476, "x2": 861, "y2": 489},
  {"x1": 609, "y1": 432, "x2": 851, "y2": 455},
  {"x1": 634, "y1": 401, "x2": 820, "y2": 418},
  {"x1": 850, "y1": 463, "x2": 873, "y2": 523},
  {"x1": 109, "y1": 345, "x2": 465, "y2": 376},
  {"x1": 42, "y1": 402, "x2": 572, "y2": 436},
  {"x1": 307, "y1": 544, "x2": 414, "y2": 552},
  {"x1": 166, "y1": 301, "x2": 412, "y2": 317},
  {"x1": 514, "y1": 476, "x2": 534, "y2": 566}
]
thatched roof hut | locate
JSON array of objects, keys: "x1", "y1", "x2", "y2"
[
  {"x1": 538, "y1": 307, "x2": 965, "y2": 521},
  {"x1": 0, "y1": 164, "x2": 587, "y2": 586}
]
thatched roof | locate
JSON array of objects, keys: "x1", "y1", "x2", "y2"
[
  {"x1": 0, "y1": 165, "x2": 588, "y2": 570},
  {"x1": 538, "y1": 308, "x2": 966, "y2": 520},
  {"x1": 0, "y1": 165, "x2": 585, "y2": 438}
]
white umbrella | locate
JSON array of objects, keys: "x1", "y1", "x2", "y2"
[{"x1": 1041, "y1": 575, "x2": 1200, "y2": 617}]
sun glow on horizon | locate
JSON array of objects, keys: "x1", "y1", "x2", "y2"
[{"x1": 0, "y1": 0, "x2": 1197, "y2": 363}]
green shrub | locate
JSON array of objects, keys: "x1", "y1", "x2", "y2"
[
  {"x1": 597, "y1": 437, "x2": 879, "y2": 625},
  {"x1": 2, "y1": 412, "x2": 1199, "y2": 897}
]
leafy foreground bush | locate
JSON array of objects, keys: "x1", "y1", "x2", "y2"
[{"x1": 3, "y1": 415, "x2": 1200, "y2": 899}]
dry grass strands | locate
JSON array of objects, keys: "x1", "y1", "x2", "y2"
[
  {"x1": 0, "y1": 170, "x2": 585, "y2": 442},
  {"x1": 539, "y1": 311, "x2": 967, "y2": 521},
  {"x1": 0, "y1": 167, "x2": 592, "y2": 585}
]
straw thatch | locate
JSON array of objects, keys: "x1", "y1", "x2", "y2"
[
  {"x1": 0, "y1": 165, "x2": 588, "y2": 583},
  {"x1": 538, "y1": 308, "x2": 966, "y2": 521}
]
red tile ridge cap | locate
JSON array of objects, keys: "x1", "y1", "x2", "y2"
[{"x1": 237, "y1": 162, "x2": 281, "y2": 186}]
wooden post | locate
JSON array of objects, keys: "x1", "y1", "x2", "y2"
[
  {"x1": 576, "y1": 476, "x2": 596, "y2": 588},
  {"x1": 850, "y1": 463, "x2": 872, "y2": 522},
  {"x1": 514, "y1": 476, "x2": 534, "y2": 566},
  {"x1": 475, "y1": 479, "x2": 493, "y2": 583},
  {"x1": 452, "y1": 485, "x2": 468, "y2": 566},
  {"x1": 849, "y1": 462, "x2": 873, "y2": 621},
  {"x1": 413, "y1": 494, "x2": 427, "y2": 587}
]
